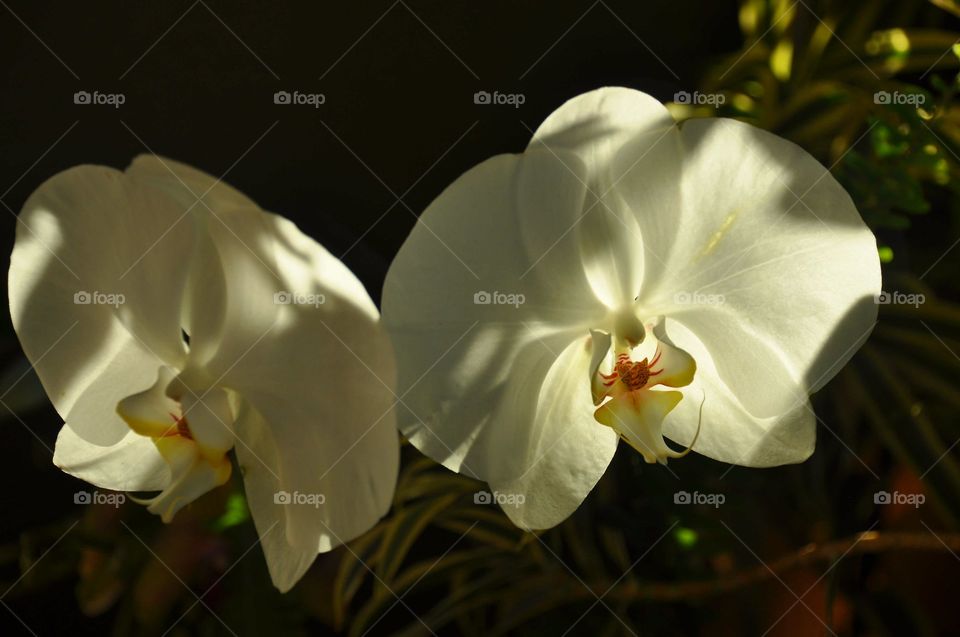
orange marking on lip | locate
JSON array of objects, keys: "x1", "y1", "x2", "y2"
[{"x1": 165, "y1": 411, "x2": 193, "y2": 440}]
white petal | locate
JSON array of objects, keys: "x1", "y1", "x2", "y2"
[
  {"x1": 615, "y1": 117, "x2": 878, "y2": 447},
  {"x1": 232, "y1": 403, "x2": 315, "y2": 592},
  {"x1": 179, "y1": 387, "x2": 236, "y2": 457},
  {"x1": 656, "y1": 318, "x2": 816, "y2": 466},
  {"x1": 125, "y1": 155, "x2": 260, "y2": 212},
  {"x1": 11, "y1": 166, "x2": 196, "y2": 375},
  {"x1": 54, "y1": 428, "x2": 168, "y2": 492},
  {"x1": 129, "y1": 156, "x2": 399, "y2": 574},
  {"x1": 235, "y1": 393, "x2": 396, "y2": 592},
  {"x1": 383, "y1": 152, "x2": 610, "y2": 481},
  {"x1": 589, "y1": 329, "x2": 613, "y2": 404},
  {"x1": 124, "y1": 155, "x2": 257, "y2": 363},
  {"x1": 526, "y1": 88, "x2": 677, "y2": 309},
  {"x1": 53, "y1": 331, "x2": 169, "y2": 491},
  {"x1": 487, "y1": 335, "x2": 618, "y2": 529},
  {"x1": 528, "y1": 86, "x2": 675, "y2": 172},
  {"x1": 179, "y1": 228, "x2": 228, "y2": 365},
  {"x1": 10, "y1": 164, "x2": 205, "y2": 489},
  {"x1": 213, "y1": 211, "x2": 397, "y2": 544},
  {"x1": 165, "y1": 201, "x2": 397, "y2": 591}
]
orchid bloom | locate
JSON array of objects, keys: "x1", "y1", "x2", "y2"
[
  {"x1": 382, "y1": 88, "x2": 880, "y2": 529},
  {"x1": 9, "y1": 156, "x2": 398, "y2": 591}
]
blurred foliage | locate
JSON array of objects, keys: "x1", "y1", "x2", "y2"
[
  {"x1": 6, "y1": 0, "x2": 960, "y2": 635},
  {"x1": 679, "y1": 0, "x2": 960, "y2": 231}
]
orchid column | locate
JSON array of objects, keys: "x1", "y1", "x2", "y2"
[{"x1": 382, "y1": 87, "x2": 880, "y2": 530}]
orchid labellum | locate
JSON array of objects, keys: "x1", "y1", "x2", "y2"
[
  {"x1": 9, "y1": 156, "x2": 398, "y2": 591},
  {"x1": 382, "y1": 87, "x2": 881, "y2": 529}
]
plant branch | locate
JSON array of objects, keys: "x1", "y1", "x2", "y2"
[{"x1": 588, "y1": 530, "x2": 960, "y2": 602}]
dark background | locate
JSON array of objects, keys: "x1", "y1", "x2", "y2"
[{"x1": 0, "y1": 0, "x2": 740, "y2": 290}]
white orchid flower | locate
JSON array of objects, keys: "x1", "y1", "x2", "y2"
[
  {"x1": 9, "y1": 156, "x2": 398, "y2": 591},
  {"x1": 382, "y1": 87, "x2": 881, "y2": 529}
]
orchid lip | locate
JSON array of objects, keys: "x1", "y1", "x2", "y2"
[
  {"x1": 115, "y1": 366, "x2": 236, "y2": 520},
  {"x1": 591, "y1": 321, "x2": 700, "y2": 464}
]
